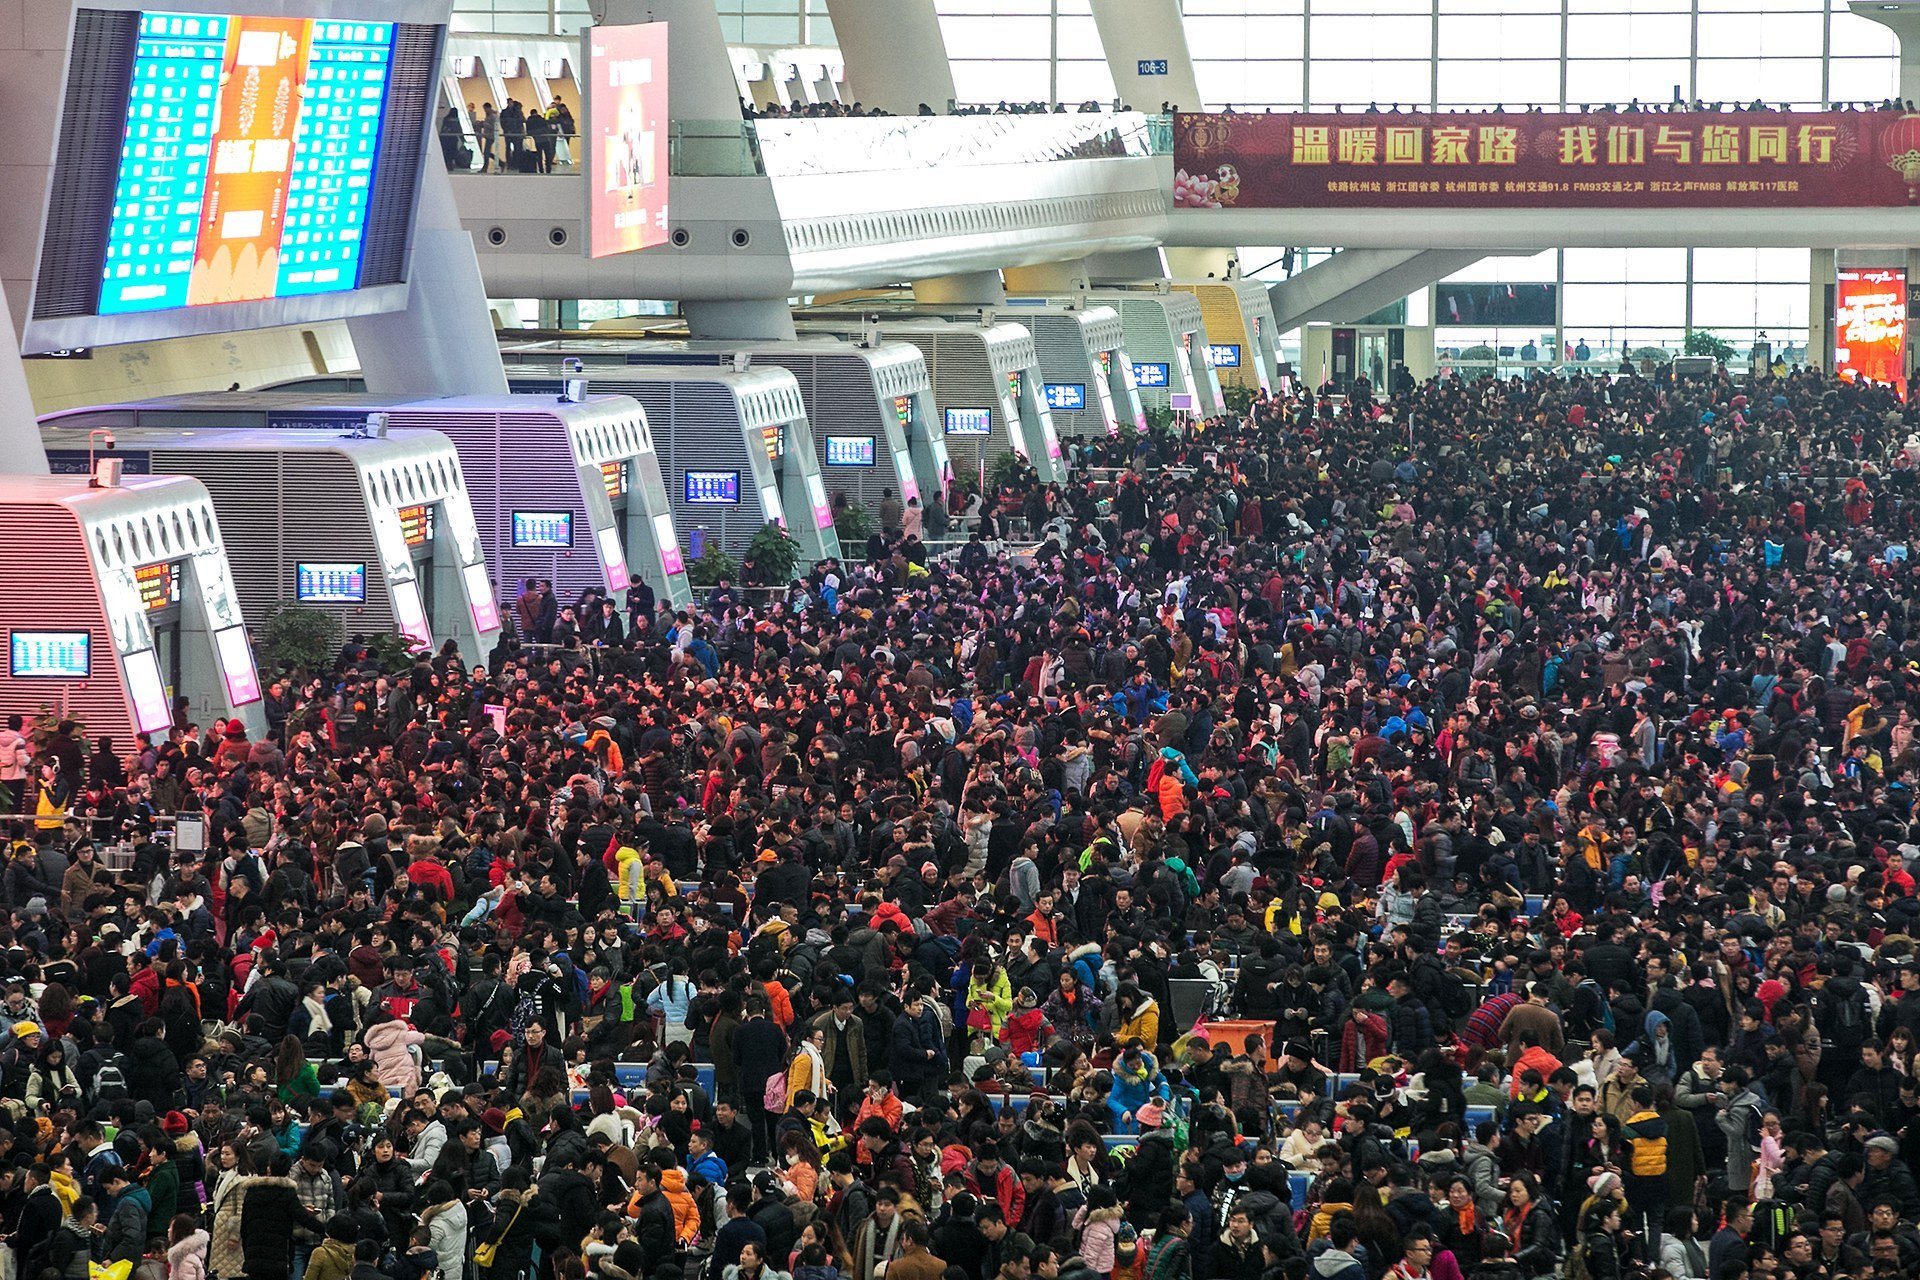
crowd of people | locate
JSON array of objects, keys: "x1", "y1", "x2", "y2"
[
  {"x1": 441, "y1": 100, "x2": 578, "y2": 174},
  {"x1": 5, "y1": 362, "x2": 1920, "y2": 1280}
]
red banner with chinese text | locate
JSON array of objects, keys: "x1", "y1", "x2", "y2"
[{"x1": 1173, "y1": 111, "x2": 1920, "y2": 209}]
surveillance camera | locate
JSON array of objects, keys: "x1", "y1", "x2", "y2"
[
  {"x1": 562, "y1": 357, "x2": 585, "y2": 374},
  {"x1": 102, "y1": 432, "x2": 116, "y2": 450}
]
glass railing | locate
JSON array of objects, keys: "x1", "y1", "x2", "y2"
[{"x1": 665, "y1": 110, "x2": 1169, "y2": 178}]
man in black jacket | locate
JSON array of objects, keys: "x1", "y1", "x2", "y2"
[
  {"x1": 629, "y1": 1162, "x2": 677, "y2": 1275},
  {"x1": 733, "y1": 998, "x2": 790, "y2": 1161},
  {"x1": 9, "y1": 1163, "x2": 63, "y2": 1278},
  {"x1": 537, "y1": 1151, "x2": 599, "y2": 1251}
]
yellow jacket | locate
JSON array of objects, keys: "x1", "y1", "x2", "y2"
[
  {"x1": 967, "y1": 969, "x2": 1012, "y2": 1034},
  {"x1": 1118, "y1": 998, "x2": 1161, "y2": 1048}
]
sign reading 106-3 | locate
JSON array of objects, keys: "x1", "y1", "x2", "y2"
[{"x1": 1138, "y1": 59, "x2": 1168, "y2": 76}]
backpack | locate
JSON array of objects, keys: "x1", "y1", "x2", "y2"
[
  {"x1": 1749, "y1": 1200, "x2": 1794, "y2": 1253},
  {"x1": 1624, "y1": 1112, "x2": 1667, "y2": 1178},
  {"x1": 1824, "y1": 987, "x2": 1867, "y2": 1045},
  {"x1": 764, "y1": 1068, "x2": 788, "y2": 1112},
  {"x1": 91, "y1": 1063, "x2": 128, "y2": 1105}
]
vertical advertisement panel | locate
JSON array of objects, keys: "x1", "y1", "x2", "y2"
[
  {"x1": 586, "y1": 23, "x2": 671, "y2": 258},
  {"x1": 1836, "y1": 268, "x2": 1907, "y2": 391}
]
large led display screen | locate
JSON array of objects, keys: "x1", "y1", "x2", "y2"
[
  {"x1": 585, "y1": 22, "x2": 670, "y2": 258},
  {"x1": 26, "y1": 5, "x2": 443, "y2": 352},
  {"x1": 100, "y1": 14, "x2": 395, "y2": 314},
  {"x1": 1836, "y1": 268, "x2": 1907, "y2": 391}
]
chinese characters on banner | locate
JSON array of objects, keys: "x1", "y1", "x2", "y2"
[
  {"x1": 1173, "y1": 112, "x2": 1920, "y2": 208},
  {"x1": 1835, "y1": 269, "x2": 1907, "y2": 391}
]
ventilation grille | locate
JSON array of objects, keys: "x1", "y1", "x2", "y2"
[
  {"x1": 891, "y1": 331, "x2": 1004, "y2": 477},
  {"x1": 31, "y1": 8, "x2": 139, "y2": 322},
  {"x1": 1027, "y1": 315, "x2": 1106, "y2": 439},
  {"x1": 0, "y1": 504, "x2": 129, "y2": 741},
  {"x1": 152, "y1": 450, "x2": 391, "y2": 636},
  {"x1": 757, "y1": 353, "x2": 895, "y2": 514},
  {"x1": 615, "y1": 381, "x2": 767, "y2": 561},
  {"x1": 359, "y1": 22, "x2": 442, "y2": 288},
  {"x1": 1117, "y1": 299, "x2": 1176, "y2": 408}
]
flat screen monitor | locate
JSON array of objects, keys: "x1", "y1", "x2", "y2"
[
  {"x1": 1209, "y1": 344, "x2": 1242, "y2": 368},
  {"x1": 295, "y1": 562, "x2": 366, "y2": 603},
  {"x1": 824, "y1": 435, "x2": 876, "y2": 467},
  {"x1": 685, "y1": 470, "x2": 741, "y2": 504},
  {"x1": 1044, "y1": 383, "x2": 1087, "y2": 411},
  {"x1": 10, "y1": 631, "x2": 91, "y2": 679},
  {"x1": 585, "y1": 22, "x2": 671, "y2": 258},
  {"x1": 945, "y1": 407, "x2": 991, "y2": 436},
  {"x1": 511, "y1": 511, "x2": 574, "y2": 548},
  {"x1": 1132, "y1": 362, "x2": 1170, "y2": 388},
  {"x1": 212, "y1": 625, "x2": 261, "y2": 705},
  {"x1": 26, "y1": 6, "x2": 447, "y2": 352}
]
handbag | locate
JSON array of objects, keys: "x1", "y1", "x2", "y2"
[{"x1": 474, "y1": 1197, "x2": 528, "y2": 1270}]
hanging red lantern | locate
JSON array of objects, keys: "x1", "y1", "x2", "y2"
[{"x1": 1880, "y1": 113, "x2": 1920, "y2": 202}]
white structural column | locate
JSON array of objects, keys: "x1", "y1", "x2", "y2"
[
  {"x1": 595, "y1": 0, "x2": 747, "y2": 120},
  {"x1": 0, "y1": 283, "x2": 47, "y2": 474},
  {"x1": 349, "y1": 164, "x2": 510, "y2": 398},
  {"x1": 1089, "y1": 0, "x2": 1204, "y2": 112},
  {"x1": 1808, "y1": 248, "x2": 1836, "y2": 372},
  {"x1": 1851, "y1": 3, "x2": 1920, "y2": 100},
  {"x1": 821, "y1": 0, "x2": 958, "y2": 116}
]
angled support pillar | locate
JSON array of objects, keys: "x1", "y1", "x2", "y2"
[
  {"x1": 0, "y1": 283, "x2": 47, "y2": 474},
  {"x1": 348, "y1": 164, "x2": 509, "y2": 397},
  {"x1": 1269, "y1": 249, "x2": 1491, "y2": 331},
  {"x1": 821, "y1": 0, "x2": 957, "y2": 116},
  {"x1": 1089, "y1": 0, "x2": 1204, "y2": 113},
  {"x1": 1851, "y1": 3, "x2": 1920, "y2": 100}
]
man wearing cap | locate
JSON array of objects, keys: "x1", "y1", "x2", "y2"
[{"x1": 1860, "y1": 1133, "x2": 1920, "y2": 1218}]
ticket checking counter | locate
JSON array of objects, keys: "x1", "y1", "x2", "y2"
[
  {"x1": 252, "y1": 386, "x2": 692, "y2": 614},
  {"x1": 502, "y1": 335, "x2": 948, "y2": 523},
  {"x1": 0, "y1": 473, "x2": 264, "y2": 745},
  {"x1": 1174, "y1": 278, "x2": 1282, "y2": 393},
  {"x1": 1095, "y1": 288, "x2": 1226, "y2": 417},
  {"x1": 803, "y1": 318, "x2": 1066, "y2": 486},
  {"x1": 505, "y1": 364, "x2": 842, "y2": 573},
  {"x1": 1001, "y1": 303, "x2": 1145, "y2": 440},
  {"x1": 40, "y1": 414, "x2": 501, "y2": 662}
]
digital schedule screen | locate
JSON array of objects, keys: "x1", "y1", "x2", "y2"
[
  {"x1": 100, "y1": 14, "x2": 399, "y2": 315},
  {"x1": 685, "y1": 471, "x2": 741, "y2": 504},
  {"x1": 512, "y1": 511, "x2": 575, "y2": 548},
  {"x1": 24, "y1": 5, "x2": 444, "y2": 353},
  {"x1": 1044, "y1": 383, "x2": 1087, "y2": 411},
  {"x1": 295, "y1": 562, "x2": 367, "y2": 603},
  {"x1": 1133, "y1": 362, "x2": 1170, "y2": 388},
  {"x1": 824, "y1": 436, "x2": 875, "y2": 467},
  {"x1": 1209, "y1": 344, "x2": 1243, "y2": 368},
  {"x1": 945, "y1": 407, "x2": 991, "y2": 436},
  {"x1": 9, "y1": 631, "x2": 91, "y2": 679}
]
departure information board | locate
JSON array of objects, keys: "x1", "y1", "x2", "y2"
[{"x1": 100, "y1": 13, "x2": 397, "y2": 315}]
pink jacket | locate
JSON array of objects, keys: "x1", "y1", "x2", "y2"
[
  {"x1": 170, "y1": 1229, "x2": 210, "y2": 1280},
  {"x1": 363, "y1": 1019, "x2": 427, "y2": 1095}
]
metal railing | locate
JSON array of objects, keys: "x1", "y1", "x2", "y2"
[{"x1": 443, "y1": 111, "x2": 1170, "y2": 179}]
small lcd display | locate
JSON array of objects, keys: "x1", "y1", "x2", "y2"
[
  {"x1": 10, "y1": 631, "x2": 91, "y2": 679},
  {"x1": 945, "y1": 407, "x2": 991, "y2": 436},
  {"x1": 685, "y1": 471, "x2": 742, "y2": 504},
  {"x1": 1209, "y1": 344, "x2": 1242, "y2": 368},
  {"x1": 1132, "y1": 362, "x2": 1170, "y2": 388},
  {"x1": 511, "y1": 511, "x2": 575, "y2": 548},
  {"x1": 825, "y1": 436, "x2": 876, "y2": 467},
  {"x1": 295, "y1": 562, "x2": 366, "y2": 603},
  {"x1": 1044, "y1": 383, "x2": 1087, "y2": 411}
]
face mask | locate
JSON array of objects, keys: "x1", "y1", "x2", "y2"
[{"x1": 1226, "y1": 1169, "x2": 1244, "y2": 1182}]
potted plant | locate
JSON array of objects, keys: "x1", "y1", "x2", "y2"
[
  {"x1": 742, "y1": 522, "x2": 800, "y2": 585},
  {"x1": 686, "y1": 544, "x2": 739, "y2": 587},
  {"x1": 260, "y1": 605, "x2": 340, "y2": 677}
]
